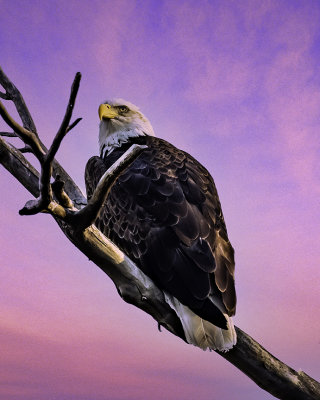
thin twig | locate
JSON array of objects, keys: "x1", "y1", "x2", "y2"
[
  {"x1": 0, "y1": 131, "x2": 17, "y2": 137},
  {"x1": 0, "y1": 66, "x2": 37, "y2": 133},
  {"x1": 46, "y1": 73, "x2": 81, "y2": 166},
  {"x1": 0, "y1": 100, "x2": 44, "y2": 161},
  {"x1": 18, "y1": 145, "x2": 33, "y2": 153},
  {"x1": 67, "y1": 117, "x2": 82, "y2": 133}
]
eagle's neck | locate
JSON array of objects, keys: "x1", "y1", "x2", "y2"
[
  {"x1": 99, "y1": 129, "x2": 147, "y2": 158},
  {"x1": 99, "y1": 113, "x2": 155, "y2": 158}
]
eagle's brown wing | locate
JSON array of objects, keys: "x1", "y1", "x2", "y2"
[{"x1": 85, "y1": 137, "x2": 236, "y2": 328}]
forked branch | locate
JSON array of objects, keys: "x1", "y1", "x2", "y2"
[
  {"x1": 0, "y1": 67, "x2": 319, "y2": 400},
  {"x1": 17, "y1": 72, "x2": 82, "y2": 215}
]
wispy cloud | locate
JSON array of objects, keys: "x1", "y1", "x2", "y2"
[{"x1": 164, "y1": 0, "x2": 320, "y2": 198}]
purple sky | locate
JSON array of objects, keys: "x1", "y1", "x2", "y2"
[{"x1": 1, "y1": 1, "x2": 319, "y2": 399}]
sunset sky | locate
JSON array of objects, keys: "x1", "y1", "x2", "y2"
[{"x1": 0, "y1": 1, "x2": 319, "y2": 399}]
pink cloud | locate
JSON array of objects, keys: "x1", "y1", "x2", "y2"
[
  {"x1": 166, "y1": 0, "x2": 320, "y2": 198},
  {"x1": 90, "y1": 1, "x2": 137, "y2": 76},
  {"x1": 184, "y1": 58, "x2": 252, "y2": 103},
  {"x1": 264, "y1": 33, "x2": 320, "y2": 196}
]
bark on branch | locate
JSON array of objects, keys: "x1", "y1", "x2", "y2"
[{"x1": 0, "y1": 68, "x2": 319, "y2": 400}]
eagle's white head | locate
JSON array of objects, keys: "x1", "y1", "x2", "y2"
[{"x1": 98, "y1": 98, "x2": 154, "y2": 157}]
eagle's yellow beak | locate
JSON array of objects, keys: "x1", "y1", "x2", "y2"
[{"x1": 98, "y1": 104, "x2": 118, "y2": 120}]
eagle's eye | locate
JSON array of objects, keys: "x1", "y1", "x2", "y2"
[{"x1": 118, "y1": 105, "x2": 129, "y2": 113}]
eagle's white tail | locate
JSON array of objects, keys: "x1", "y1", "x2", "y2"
[{"x1": 164, "y1": 293, "x2": 236, "y2": 352}]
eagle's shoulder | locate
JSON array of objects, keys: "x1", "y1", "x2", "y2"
[{"x1": 85, "y1": 156, "x2": 107, "y2": 200}]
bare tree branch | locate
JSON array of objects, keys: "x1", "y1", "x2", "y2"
[
  {"x1": 47, "y1": 73, "x2": 81, "y2": 165},
  {"x1": 0, "y1": 136, "x2": 40, "y2": 197},
  {"x1": 0, "y1": 68, "x2": 319, "y2": 400},
  {"x1": 0, "y1": 66, "x2": 37, "y2": 132},
  {"x1": 0, "y1": 99, "x2": 45, "y2": 161},
  {"x1": 0, "y1": 131, "x2": 17, "y2": 137}
]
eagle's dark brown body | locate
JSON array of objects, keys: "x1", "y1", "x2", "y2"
[{"x1": 85, "y1": 136, "x2": 236, "y2": 330}]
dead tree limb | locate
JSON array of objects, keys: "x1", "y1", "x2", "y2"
[
  {"x1": 0, "y1": 68, "x2": 319, "y2": 400},
  {"x1": 0, "y1": 66, "x2": 85, "y2": 207},
  {"x1": 0, "y1": 98, "x2": 45, "y2": 160}
]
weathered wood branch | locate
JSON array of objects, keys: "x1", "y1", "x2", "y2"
[
  {"x1": 0, "y1": 69, "x2": 319, "y2": 400},
  {"x1": 51, "y1": 175, "x2": 75, "y2": 209},
  {"x1": 0, "y1": 136, "x2": 40, "y2": 197}
]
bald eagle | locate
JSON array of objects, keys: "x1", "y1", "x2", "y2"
[{"x1": 85, "y1": 99, "x2": 237, "y2": 351}]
